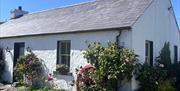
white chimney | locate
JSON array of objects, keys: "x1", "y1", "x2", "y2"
[{"x1": 10, "y1": 6, "x2": 28, "y2": 19}]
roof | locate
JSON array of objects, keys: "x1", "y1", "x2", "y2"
[{"x1": 0, "y1": 0, "x2": 153, "y2": 38}]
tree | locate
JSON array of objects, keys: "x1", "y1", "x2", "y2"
[{"x1": 159, "y1": 42, "x2": 171, "y2": 69}]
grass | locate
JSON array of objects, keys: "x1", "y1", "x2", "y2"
[{"x1": 17, "y1": 86, "x2": 66, "y2": 91}]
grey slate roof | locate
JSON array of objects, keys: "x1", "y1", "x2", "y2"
[{"x1": 0, "y1": 0, "x2": 153, "y2": 38}]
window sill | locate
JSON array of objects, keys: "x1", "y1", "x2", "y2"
[{"x1": 53, "y1": 71, "x2": 72, "y2": 76}]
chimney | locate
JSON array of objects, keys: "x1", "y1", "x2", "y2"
[
  {"x1": 10, "y1": 6, "x2": 29, "y2": 19},
  {"x1": 18, "y1": 6, "x2": 22, "y2": 10}
]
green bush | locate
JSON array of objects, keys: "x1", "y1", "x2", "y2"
[
  {"x1": 14, "y1": 53, "x2": 45, "y2": 87},
  {"x1": 56, "y1": 64, "x2": 69, "y2": 75},
  {"x1": 136, "y1": 65, "x2": 167, "y2": 91},
  {"x1": 158, "y1": 42, "x2": 171, "y2": 69},
  {"x1": 158, "y1": 80, "x2": 175, "y2": 91},
  {"x1": 83, "y1": 42, "x2": 138, "y2": 90},
  {"x1": 169, "y1": 62, "x2": 180, "y2": 90}
]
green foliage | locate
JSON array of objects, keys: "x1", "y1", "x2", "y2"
[
  {"x1": 17, "y1": 85, "x2": 66, "y2": 91},
  {"x1": 83, "y1": 42, "x2": 138, "y2": 90},
  {"x1": 14, "y1": 53, "x2": 45, "y2": 87},
  {"x1": 169, "y1": 62, "x2": 180, "y2": 90},
  {"x1": 56, "y1": 64, "x2": 69, "y2": 75},
  {"x1": 0, "y1": 47, "x2": 5, "y2": 80},
  {"x1": 158, "y1": 80, "x2": 176, "y2": 91},
  {"x1": 136, "y1": 65, "x2": 167, "y2": 91},
  {"x1": 27, "y1": 86, "x2": 66, "y2": 91},
  {"x1": 137, "y1": 41, "x2": 179, "y2": 91},
  {"x1": 159, "y1": 42, "x2": 171, "y2": 69}
]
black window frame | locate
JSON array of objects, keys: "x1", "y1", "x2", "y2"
[
  {"x1": 174, "y1": 45, "x2": 178, "y2": 63},
  {"x1": 57, "y1": 40, "x2": 71, "y2": 68},
  {"x1": 145, "y1": 40, "x2": 153, "y2": 66}
]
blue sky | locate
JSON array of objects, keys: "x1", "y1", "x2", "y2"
[{"x1": 0, "y1": 0, "x2": 180, "y2": 28}]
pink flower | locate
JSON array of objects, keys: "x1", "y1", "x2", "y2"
[
  {"x1": 28, "y1": 60, "x2": 33, "y2": 64},
  {"x1": 48, "y1": 73, "x2": 53, "y2": 81}
]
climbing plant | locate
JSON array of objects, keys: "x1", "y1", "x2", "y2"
[{"x1": 83, "y1": 42, "x2": 138, "y2": 90}]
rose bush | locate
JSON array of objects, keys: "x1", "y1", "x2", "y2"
[{"x1": 14, "y1": 53, "x2": 45, "y2": 87}]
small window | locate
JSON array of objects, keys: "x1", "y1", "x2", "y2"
[
  {"x1": 57, "y1": 40, "x2": 71, "y2": 67},
  {"x1": 145, "y1": 40, "x2": 153, "y2": 66},
  {"x1": 174, "y1": 45, "x2": 178, "y2": 63}
]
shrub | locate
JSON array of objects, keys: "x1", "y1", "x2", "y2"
[
  {"x1": 169, "y1": 62, "x2": 180, "y2": 90},
  {"x1": 83, "y1": 42, "x2": 138, "y2": 90},
  {"x1": 14, "y1": 53, "x2": 45, "y2": 87},
  {"x1": 158, "y1": 79, "x2": 175, "y2": 91},
  {"x1": 158, "y1": 42, "x2": 171, "y2": 69},
  {"x1": 0, "y1": 47, "x2": 5, "y2": 80},
  {"x1": 56, "y1": 64, "x2": 69, "y2": 75},
  {"x1": 136, "y1": 65, "x2": 167, "y2": 91}
]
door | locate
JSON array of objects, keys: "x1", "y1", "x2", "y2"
[
  {"x1": 14, "y1": 42, "x2": 25, "y2": 66},
  {"x1": 13, "y1": 42, "x2": 25, "y2": 82}
]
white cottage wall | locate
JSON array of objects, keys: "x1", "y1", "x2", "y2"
[
  {"x1": 132, "y1": 0, "x2": 180, "y2": 90},
  {"x1": 0, "y1": 30, "x2": 132, "y2": 83},
  {"x1": 132, "y1": 0, "x2": 180, "y2": 64}
]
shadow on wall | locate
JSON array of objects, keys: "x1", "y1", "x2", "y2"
[
  {"x1": 0, "y1": 47, "x2": 5, "y2": 82},
  {"x1": 2, "y1": 50, "x2": 14, "y2": 83}
]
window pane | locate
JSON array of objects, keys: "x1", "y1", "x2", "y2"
[
  {"x1": 61, "y1": 42, "x2": 66, "y2": 54},
  {"x1": 61, "y1": 55, "x2": 67, "y2": 64},
  {"x1": 67, "y1": 56, "x2": 70, "y2": 67},
  {"x1": 67, "y1": 42, "x2": 70, "y2": 54}
]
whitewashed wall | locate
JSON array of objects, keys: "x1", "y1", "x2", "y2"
[
  {"x1": 132, "y1": 0, "x2": 180, "y2": 90},
  {"x1": 132, "y1": 0, "x2": 180, "y2": 65},
  {"x1": 0, "y1": 30, "x2": 132, "y2": 83}
]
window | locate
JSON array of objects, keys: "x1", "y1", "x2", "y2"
[
  {"x1": 145, "y1": 40, "x2": 153, "y2": 66},
  {"x1": 57, "y1": 40, "x2": 71, "y2": 67},
  {"x1": 14, "y1": 42, "x2": 25, "y2": 66},
  {"x1": 174, "y1": 45, "x2": 178, "y2": 63}
]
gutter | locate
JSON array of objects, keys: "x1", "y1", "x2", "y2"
[
  {"x1": 116, "y1": 31, "x2": 122, "y2": 46},
  {"x1": 0, "y1": 26, "x2": 131, "y2": 39}
]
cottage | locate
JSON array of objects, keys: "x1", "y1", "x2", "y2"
[{"x1": 0, "y1": 0, "x2": 180, "y2": 90}]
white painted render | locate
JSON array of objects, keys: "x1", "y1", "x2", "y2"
[
  {"x1": 132, "y1": 0, "x2": 180, "y2": 64},
  {"x1": 131, "y1": 0, "x2": 180, "y2": 90},
  {"x1": 0, "y1": 30, "x2": 131, "y2": 83},
  {"x1": 0, "y1": 0, "x2": 180, "y2": 91}
]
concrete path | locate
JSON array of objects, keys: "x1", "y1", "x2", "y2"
[{"x1": 0, "y1": 84, "x2": 17, "y2": 91}]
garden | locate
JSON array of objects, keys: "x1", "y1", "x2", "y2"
[{"x1": 0, "y1": 42, "x2": 180, "y2": 91}]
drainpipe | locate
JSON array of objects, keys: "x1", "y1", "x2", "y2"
[{"x1": 116, "y1": 31, "x2": 122, "y2": 46}]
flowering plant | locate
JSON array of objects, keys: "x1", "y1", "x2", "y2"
[
  {"x1": 83, "y1": 42, "x2": 138, "y2": 90},
  {"x1": 75, "y1": 64, "x2": 96, "y2": 91},
  {"x1": 56, "y1": 64, "x2": 69, "y2": 75},
  {"x1": 14, "y1": 53, "x2": 45, "y2": 87}
]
